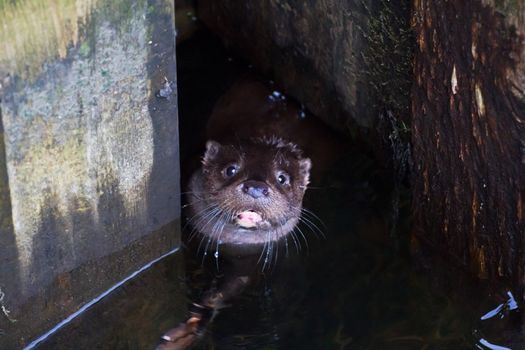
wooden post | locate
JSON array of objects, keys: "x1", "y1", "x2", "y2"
[{"x1": 412, "y1": 0, "x2": 525, "y2": 294}]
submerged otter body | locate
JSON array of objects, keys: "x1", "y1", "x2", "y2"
[{"x1": 187, "y1": 136, "x2": 311, "y2": 249}]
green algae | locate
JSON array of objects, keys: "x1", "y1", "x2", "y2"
[{"x1": 0, "y1": 0, "x2": 148, "y2": 81}]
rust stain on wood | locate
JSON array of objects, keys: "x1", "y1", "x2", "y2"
[
  {"x1": 478, "y1": 245, "x2": 487, "y2": 279},
  {"x1": 472, "y1": 191, "x2": 478, "y2": 232}
]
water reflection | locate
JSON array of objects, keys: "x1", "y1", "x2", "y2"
[
  {"x1": 475, "y1": 291, "x2": 523, "y2": 350},
  {"x1": 480, "y1": 292, "x2": 519, "y2": 321},
  {"x1": 477, "y1": 338, "x2": 511, "y2": 350}
]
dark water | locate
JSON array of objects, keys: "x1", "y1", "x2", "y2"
[{"x1": 35, "y1": 29, "x2": 523, "y2": 350}]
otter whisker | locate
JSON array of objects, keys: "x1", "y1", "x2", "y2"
[
  {"x1": 197, "y1": 208, "x2": 223, "y2": 257},
  {"x1": 211, "y1": 215, "x2": 227, "y2": 256},
  {"x1": 258, "y1": 223, "x2": 275, "y2": 271},
  {"x1": 257, "y1": 230, "x2": 270, "y2": 267},
  {"x1": 193, "y1": 198, "x2": 233, "y2": 265},
  {"x1": 268, "y1": 230, "x2": 275, "y2": 270},
  {"x1": 187, "y1": 206, "x2": 220, "y2": 242},
  {"x1": 207, "y1": 198, "x2": 236, "y2": 266},
  {"x1": 273, "y1": 222, "x2": 288, "y2": 265},
  {"x1": 285, "y1": 205, "x2": 326, "y2": 240},
  {"x1": 268, "y1": 238, "x2": 275, "y2": 270},
  {"x1": 205, "y1": 209, "x2": 229, "y2": 268},
  {"x1": 185, "y1": 208, "x2": 215, "y2": 237},
  {"x1": 212, "y1": 207, "x2": 232, "y2": 257},
  {"x1": 288, "y1": 204, "x2": 324, "y2": 227},
  {"x1": 300, "y1": 207, "x2": 327, "y2": 229},
  {"x1": 298, "y1": 216, "x2": 325, "y2": 239},
  {"x1": 186, "y1": 207, "x2": 217, "y2": 242},
  {"x1": 262, "y1": 229, "x2": 272, "y2": 272},
  {"x1": 289, "y1": 230, "x2": 301, "y2": 254},
  {"x1": 190, "y1": 197, "x2": 235, "y2": 235},
  {"x1": 272, "y1": 230, "x2": 279, "y2": 268},
  {"x1": 212, "y1": 210, "x2": 232, "y2": 270},
  {"x1": 294, "y1": 224, "x2": 310, "y2": 255},
  {"x1": 184, "y1": 201, "x2": 217, "y2": 230},
  {"x1": 204, "y1": 212, "x2": 222, "y2": 257},
  {"x1": 216, "y1": 209, "x2": 235, "y2": 254}
]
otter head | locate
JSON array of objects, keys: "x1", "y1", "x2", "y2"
[{"x1": 188, "y1": 136, "x2": 311, "y2": 247}]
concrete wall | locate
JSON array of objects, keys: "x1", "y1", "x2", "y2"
[
  {"x1": 198, "y1": 0, "x2": 378, "y2": 132},
  {"x1": 0, "y1": 0, "x2": 180, "y2": 346}
]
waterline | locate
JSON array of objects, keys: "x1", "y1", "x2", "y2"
[{"x1": 24, "y1": 246, "x2": 180, "y2": 349}]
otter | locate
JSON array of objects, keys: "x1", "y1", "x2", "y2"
[
  {"x1": 158, "y1": 75, "x2": 340, "y2": 350},
  {"x1": 158, "y1": 137, "x2": 311, "y2": 350},
  {"x1": 186, "y1": 136, "x2": 311, "y2": 251},
  {"x1": 182, "y1": 74, "x2": 339, "y2": 258}
]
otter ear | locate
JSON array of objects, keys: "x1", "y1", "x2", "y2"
[
  {"x1": 203, "y1": 140, "x2": 221, "y2": 164},
  {"x1": 299, "y1": 158, "x2": 311, "y2": 185}
]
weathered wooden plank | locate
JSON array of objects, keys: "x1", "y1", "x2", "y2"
[{"x1": 412, "y1": 0, "x2": 525, "y2": 294}]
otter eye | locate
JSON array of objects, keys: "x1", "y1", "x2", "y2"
[
  {"x1": 224, "y1": 165, "x2": 239, "y2": 177},
  {"x1": 277, "y1": 172, "x2": 290, "y2": 185}
]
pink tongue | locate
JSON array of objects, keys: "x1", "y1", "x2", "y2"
[{"x1": 236, "y1": 211, "x2": 262, "y2": 228}]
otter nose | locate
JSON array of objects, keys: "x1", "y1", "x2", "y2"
[{"x1": 242, "y1": 181, "x2": 270, "y2": 199}]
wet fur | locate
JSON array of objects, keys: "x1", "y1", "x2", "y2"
[
  {"x1": 183, "y1": 75, "x2": 336, "y2": 263},
  {"x1": 187, "y1": 136, "x2": 311, "y2": 252}
]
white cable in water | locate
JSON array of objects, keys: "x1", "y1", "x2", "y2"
[{"x1": 24, "y1": 246, "x2": 180, "y2": 350}]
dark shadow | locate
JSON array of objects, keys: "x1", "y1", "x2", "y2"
[
  {"x1": 0, "y1": 103, "x2": 22, "y2": 348},
  {"x1": 28, "y1": 191, "x2": 73, "y2": 292},
  {"x1": 176, "y1": 28, "x2": 248, "y2": 164},
  {"x1": 27, "y1": 169, "x2": 129, "y2": 291}
]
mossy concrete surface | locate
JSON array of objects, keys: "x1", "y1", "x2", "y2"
[{"x1": 0, "y1": 0, "x2": 179, "y2": 346}]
